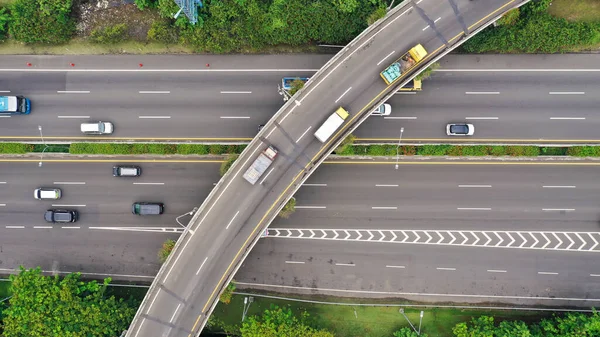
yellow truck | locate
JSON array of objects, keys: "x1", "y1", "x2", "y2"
[{"x1": 380, "y1": 44, "x2": 428, "y2": 85}]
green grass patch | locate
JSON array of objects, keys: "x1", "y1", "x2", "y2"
[
  {"x1": 67, "y1": 143, "x2": 244, "y2": 155},
  {"x1": 549, "y1": 0, "x2": 600, "y2": 23}
]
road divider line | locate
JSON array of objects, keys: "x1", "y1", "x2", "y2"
[
  {"x1": 386, "y1": 265, "x2": 405, "y2": 269},
  {"x1": 590, "y1": 274, "x2": 600, "y2": 277},
  {"x1": 0, "y1": 90, "x2": 10, "y2": 93},
  {"x1": 133, "y1": 182, "x2": 165, "y2": 185},
  {"x1": 0, "y1": 204, "x2": 6, "y2": 206},
  {"x1": 459, "y1": 185, "x2": 492, "y2": 188},
  {"x1": 465, "y1": 117, "x2": 498, "y2": 120},
  {"x1": 6, "y1": 226, "x2": 24, "y2": 229},
  {"x1": 542, "y1": 208, "x2": 575, "y2": 212},
  {"x1": 457, "y1": 208, "x2": 491, "y2": 211},
  {"x1": 295, "y1": 206, "x2": 326, "y2": 209},
  {"x1": 487, "y1": 269, "x2": 507, "y2": 273},
  {"x1": 57, "y1": 90, "x2": 90, "y2": 94},
  {"x1": 421, "y1": 17, "x2": 441, "y2": 31},
  {"x1": 296, "y1": 126, "x2": 312, "y2": 143},
  {"x1": 437, "y1": 267, "x2": 456, "y2": 271},
  {"x1": 195, "y1": 257, "x2": 208, "y2": 276},
  {"x1": 550, "y1": 117, "x2": 585, "y2": 120},
  {"x1": 61, "y1": 226, "x2": 80, "y2": 229},
  {"x1": 395, "y1": 92, "x2": 417, "y2": 95},
  {"x1": 0, "y1": 116, "x2": 10, "y2": 118},
  {"x1": 139, "y1": 91, "x2": 170, "y2": 94},
  {"x1": 285, "y1": 261, "x2": 305, "y2": 264},
  {"x1": 220, "y1": 116, "x2": 250, "y2": 119},
  {"x1": 335, "y1": 263, "x2": 355, "y2": 267},
  {"x1": 169, "y1": 303, "x2": 181, "y2": 323},
  {"x1": 54, "y1": 182, "x2": 86, "y2": 185},
  {"x1": 384, "y1": 116, "x2": 417, "y2": 119},
  {"x1": 52, "y1": 204, "x2": 86, "y2": 207},
  {"x1": 220, "y1": 91, "x2": 252, "y2": 94},
  {"x1": 302, "y1": 183, "x2": 327, "y2": 187},
  {"x1": 34, "y1": 226, "x2": 52, "y2": 229},
  {"x1": 0, "y1": 182, "x2": 6, "y2": 184},
  {"x1": 225, "y1": 211, "x2": 240, "y2": 230},
  {"x1": 334, "y1": 87, "x2": 352, "y2": 103},
  {"x1": 372, "y1": 206, "x2": 397, "y2": 210},
  {"x1": 138, "y1": 116, "x2": 171, "y2": 119},
  {"x1": 375, "y1": 184, "x2": 398, "y2": 187},
  {"x1": 465, "y1": 92, "x2": 499, "y2": 95},
  {"x1": 259, "y1": 168, "x2": 275, "y2": 185},
  {"x1": 57, "y1": 115, "x2": 90, "y2": 119},
  {"x1": 538, "y1": 271, "x2": 558, "y2": 275},
  {"x1": 549, "y1": 92, "x2": 585, "y2": 95},
  {"x1": 377, "y1": 50, "x2": 396, "y2": 66},
  {"x1": 543, "y1": 186, "x2": 576, "y2": 189}
]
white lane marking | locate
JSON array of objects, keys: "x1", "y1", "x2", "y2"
[
  {"x1": 220, "y1": 116, "x2": 251, "y2": 119},
  {"x1": 259, "y1": 168, "x2": 274, "y2": 185},
  {"x1": 549, "y1": 92, "x2": 585, "y2": 95},
  {"x1": 34, "y1": 226, "x2": 52, "y2": 229},
  {"x1": 457, "y1": 208, "x2": 491, "y2": 211},
  {"x1": 57, "y1": 90, "x2": 90, "y2": 94},
  {"x1": 0, "y1": 182, "x2": 6, "y2": 184},
  {"x1": 133, "y1": 182, "x2": 165, "y2": 185},
  {"x1": 220, "y1": 91, "x2": 252, "y2": 94},
  {"x1": 437, "y1": 267, "x2": 456, "y2": 271},
  {"x1": 372, "y1": 206, "x2": 398, "y2": 210},
  {"x1": 295, "y1": 206, "x2": 327, "y2": 209},
  {"x1": 302, "y1": 183, "x2": 327, "y2": 187},
  {"x1": 225, "y1": 211, "x2": 240, "y2": 230},
  {"x1": 538, "y1": 271, "x2": 559, "y2": 275},
  {"x1": 487, "y1": 269, "x2": 507, "y2": 273},
  {"x1": 6, "y1": 226, "x2": 24, "y2": 229},
  {"x1": 195, "y1": 257, "x2": 208, "y2": 276},
  {"x1": 590, "y1": 274, "x2": 600, "y2": 277},
  {"x1": 0, "y1": 116, "x2": 10, "y2": 118},
  {"x1": 377, "y1": 50, "x2": 396, "y2": 66},
  {"x1": 384, "y1": 116, "x2": 417, "y2": 119},
  {"x1": 54, "y1": 182, "x2": 85, "y2": 185},
  {"x1": 422, "y1": 17, "x2": 441, "y2": 31},
  {"x1": 459, "y1": 185, "x2": 492, "y2": 188},
  {"x1": 543, "y1": 185, "x2": 576, "y2": 189},
  {"x1": 0, "y1": 90, "x2": 10, "y2": 93},
  {"x1": 169, "y1": 303, "x2": 181, "y2": 323},
  {"x1": 334, "y1": 87, "x2": 352, "y2": 103},
  {"x1": 57, "y1": 115, "x2": 90, "y2": 119},
  {"x1": 296, "y1": 126, "x2": 312, "y2": 143},
  {"x1": 285, "y1": 261, "x2": 305, "y2": 264},
  {"x1": 0, "y1": 204, "x2": 6, "y2": 206},
  {"x1": 550, "y1": 117, "x2": 586, "y2": 120},
  {"x1": 395, "y1": 92, "x2": 417, "y2": 95},
  {"x1": 386, "y1": 265, "x2": 405, "y2": 269},
  {"x1": 61, "y1": 226, "x2": 80, "y2": 229},
  {"x1": 139, "y1": 91, "x2": 170, "y2": 94},
  {"x1": 0, "y1": 68, "x2": 321, "y2": 73},
  {"x1": 440, "y1": 69, "x2": 600, "y2": 72},
  {"x1": 52, "y1": 204, "x2": 86, "y2": 207},
  {"x1": 465, "y1": 117, "x2": 498, "y2": 120},
  {"x1": 542, "y1": 208, "x2": 575, "y2": 212},
  {"x1": 139, "y1": 116, "x2": 171, "y2": 119},
  {"x1": 335, "y1": 263, "x2": 356, "y2": 267},
  {"x1": 465, "y1": 91, "x2": 499, "y2": 95},
  {"x1": 375, "y1": 184, "x2": 398, "y2": 187}
]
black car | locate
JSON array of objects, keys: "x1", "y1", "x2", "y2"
[{"x1": 44, "y1": 209, "x2": 78, "y2": 223}]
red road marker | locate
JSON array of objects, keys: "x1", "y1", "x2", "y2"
[
  {"x1": 139, "y1": 63, "x2": 143, "y2": 67},
  {"x1": 26, "y1": 62, "x2": 32, "y2": 67},
  {"x1": 70, "y1": 63, "x2": 75, "y2": 67},
  {"x1": 206, "y1": 63, "x2": 210, "y2": 67}
]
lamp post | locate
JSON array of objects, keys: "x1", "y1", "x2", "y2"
[
  {"x1": 399, "y1": 308, "x2": 418, "y2": 334},
  {"x1": 395, "y1": 127, "x2": 404, "y2": 170},
  {"x1": 418, "y1": 310, "x2": 424, "y2": 335},
  {"x1": 242, "y1": 296, "x2": 254, "y2": 322},
  {"x1": 38, "y1": 125, "x2": 49, "y2": 167},
  {"x1": 176, "y1": 207, "x2": 198, "y2": 228}
]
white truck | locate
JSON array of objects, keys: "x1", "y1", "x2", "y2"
[
  {"x1": 243, "y1": 145, "x2": 278, "y2": 185},
  {"x1": 314, "y1": 107, "x2": 349, "y2": 143}
]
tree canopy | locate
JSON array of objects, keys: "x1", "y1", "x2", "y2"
[{"x1": 240, "y1": 305, "x2": 334, "y2": 337}]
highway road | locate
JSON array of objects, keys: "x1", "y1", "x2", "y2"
[
  {"x1": 2, "y1": 158, "x2": 600, "y2": 307},
  {"x1": 2, "y1": 54, "x2": 600, "y2": 143}
]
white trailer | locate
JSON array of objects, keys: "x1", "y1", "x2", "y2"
[
  {"x1": 314, "y1": 107, "x2": 349, "y2": 143},
  {"x1": 243, "y1": 145, "x2": 278, "y2": 185}
]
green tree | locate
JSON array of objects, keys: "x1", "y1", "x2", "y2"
[
  {"x1": 367, "y1": 6, "x2": 387, "y2": 25},
  {"x1": 2, "y1": 266, "x2": 137, "y2": 337},
  {"x1": 219, "y1": 281, "x2": 236, "y2": 304},
  {"x1": 394, "y1": 327, "x2": 428, "y2": 337},
  {"x1": 289, "y1": 78, "x2": 306, "y2": 96},
  {"x1": 135, "y1": 0, "x2": 157, "y2": 10},
  {"x1": 158, "y1": 238, "x2": 176, "y2": 263},
  {"x1": 496, "y1": 8, "x2": 520, "y2": 26},
  {"x1": 0, "y1": 7, "x2": 10, "y2": 40},
  {"x1": 10, "y1": 0, "x2": 75, "y2": 44},
  {"x1": 240, "y1": 305, "x2": 334, "y2": 337},
  {"x1": 332, "y1": 0, "x2": 359, "y2": 13},
  {"x1": 279, "y1": 197, "x2": 296, "y2": 218},
  {"x1": 220, "y1": 154, "x2": 239, "y2": 176}
]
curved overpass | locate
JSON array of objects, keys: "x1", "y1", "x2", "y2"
[{"x1": 126, "y1": 1, "x2": 529, "y2": 336}]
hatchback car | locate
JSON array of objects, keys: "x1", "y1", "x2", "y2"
[
  {"x1": 446, "y1": 123, "x2": 474, "y2": 136},
  {"x1": 80, "y1": 121, "x2": 113, "y2": 135},
  {"x1": 34, "y1": 188, "x2": 62, "y2": 200},
  {"x1": 371, "y1": 103, "x2": 391, "y2": 116},
  {"x1": 44, "y1": 209, "x2": 78, "y2": 223}
]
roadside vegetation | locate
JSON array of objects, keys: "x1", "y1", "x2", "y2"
[
  {"x1": 220, "y1": 154, "x2": 239, "y2": 176},
  {"x1": 278, "y1": 197, "x2": 297, "y2": 218},
  {"x1": 158, "y1": 238, "x2": 176, "y2": 263}
]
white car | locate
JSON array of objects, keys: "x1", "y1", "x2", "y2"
[
  {"x1": 371, "y1": 103, "x2": 391, "y2": 116},
  {"x1": 446, "y1": 123, "x2": 474, "y2": 136},
  {"x1": 80, "y1": 121, "x2": 114, "y2": 135}
]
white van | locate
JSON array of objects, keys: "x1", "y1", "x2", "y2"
[
  {"x1": 34, "y1": 188, "x2": 62, "y2": 200},
  {"x1": 81, "y1": 121, "x2": 113, "y2": 135}
]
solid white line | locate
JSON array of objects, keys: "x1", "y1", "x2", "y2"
[
  {"x1": 34, "y1": 226, "x2": 52, "y2": 229},
  {"x1": 395, "y1": 92, "x2": 417, "y2": 95},
  {"x1": 457, "y1": 208, "x2": 491, "y2": 211},
  {"x1": 386, "y1": 265, "x2": 405, "y2": 269},
  {"x1": 590, "y1": 274, "x2": 600, "y2": 277},
  {"x1": 133, "y1": 182, "x2": 165, "y2": 185},
  {"x1": 225, "y1": 211, "x2": 240, "y2": 230},
  {"x1": 375, "y1": 184, "x2": 398, "y2": 187},
  {"x1": 6, "y1": 226, "x2": 24, "y2": 229},
  {"x1": 549, "y1": 92, "x2": 584, "y2": 95},
  {"x1": 0, "y1": 90, "x2": 10, "y2": 93},
  {"x1": 542, "y1": 208, "x2": 575, "y2": 212},
  {"x1": 220, "y1": 91, "x2": 252, "y2": 94},
  {"x1": 52, "y1": 204, "x2": 86, "y2": 207},
  {"x1": 465, "y1": 117, "x2": 498, "y2": 120},
  {"x1": 57, "y1": 90, "x2": 90, "y2": 94},
  {"x1": 465, "y1": 91, "x2": 499, "y2": 95},
  {"x1": 335, "y1": 263, "x2": 356, "y2": 267},
  {"x1": 285, "y1": 261, "x2": 305, "y2": 264},
  {"x1": 220, "y1": 116, "x2": 251, "y2": 119},
  {"x1": 139, "y1": 116, "x2": 171, "y2": 119},
  {"x1": 0, "y1": 182, "x2": 6, "y2": 184},
  {"x1": 0, "y1": 204, "x2": 6, "y2": 207},
  {"x1": 139, "y1": 91, "x2": 170, "y2": 94},
  {"x1": 195, "y1": 257, "x2": 208, "y2": 275},
  {"x1": 57, "y1": 115, "x2": 90, "y2": 119},
  {"x1": 0, "y1": 68, "x2": 322, "y2": 73},
  {"x1": 459, "y1": 185, "x2": 492, "y2": 188},
  {"x1": 487, "y1": 269, "x2": 507, "y2": 273},
  {"x1": 371, "y1": 206, "x2": 397, "y2": 210},
  {"x1": 61, "y1": 226, "x2": 80, "y2": 229},
  {"x1": 437, "y1": 267, "x2": 456, "y2": 271},
  {"x1": 302, "y1": 183, "x2": 327, "y2": 187},
  {"x1": 550, "y1": 117, "x2": 585, "y2": 120},
  {"x1": 259, "y1": 168, "x2": 275, "y2": 185},
  {"x1": 377, "y1": 50, "x2": 396, "y2": 66},
  {"x1": 334, "y1": 87, "x2": 352, "y2": 103},
  {"x1": 296, "y1": 126, "x2": 312, "y2": 143},
  {"x1": 295, "y1": 206, "x2": 327, "y2": 209},
  {"x1": 169, "y1": 303, "x2": 181, "y2": 323},
  {"x1": 384, "y1": 116, "x2": 417, "y2": 120},
  {"x1": 53, "y1": 182, "x2": 86, "y2": 185},
  {"x1": 543, "y1": 186, "x2": 576, "y2": 189},
  {"x1": 0, "y1": 116, "x2": 10, "y2": 118},
  {"x1": 538, "y1": 271, "x2": 558, "y2": 275}
]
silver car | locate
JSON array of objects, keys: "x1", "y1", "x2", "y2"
[{"x1": 371, "y1": 103, "x2": 391, "y2": 116}]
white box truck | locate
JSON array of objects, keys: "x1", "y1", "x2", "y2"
[
  {"x1": 243, "y1": 145, "x2": 278, "y2": 185},
  {"x1": 314, "y1": 107, "x2": 349, "y2": 143}
]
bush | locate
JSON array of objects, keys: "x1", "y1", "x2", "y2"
[
  {"x1": 461, "y1": 145, "x2": 489, "y2": 156},
  {"x1": 10, "y1": 0, "x2": 75, "y2": 44},
  {"x1": 497, "y1": 8, "x2": 520, "y2": 26},
  {"x1": 505, "y1": 146, "x2": 539, "y2": 156},
  {"x1": 541, "y1": 147, "x2": 568, "y2": 156},
  {"x1": 219, "y1": 282, "x2": 236, "y2": 305},
  {"x1": 401, "y1": 145, "x2": 416, "y2": 156},
  {"x1": 209, "y1": 144, "x2": 225, "y2": 155},
  {"x1": 489, "y1": 146, "x2": 506, "y2": 156},
  {"x1": 0, "y1": 143, "x2": 32, "y2": 154},
  {"x1": 415, "y1": 62, "x2": 440, "y2": 81},
  {"x1": 567, "y1": 146, "x2": 600, "y2": 157},
  {"x1": 336, "y1": 134, "x2": 356, "y2": 154},
  {"x1": 177, "y1": 144, "x2": 208, "y2": 155},
  {"x1": 367, "y1": 6, "x2": 387, "y2": 25},
  {"x1": 147, "y1": 20, "x2": 179, "y2": 44},
  {"x1": 135, "y1": 0, "x2": 157, "y2": 10},
  {"x1": 220, "y1": 155, "x2": 238, "y2": 176},
  {"x1": 367, "y1": 145, "x2": 387, "y2": 156},
  {"x1": 417, "y1": 144, "x2": 451, "y2": 156},
  {"x1": 279, "y1": 197, "x2": 296, "y2": 218},
  {"x1": 90, "y1": 24, "x2": 128, "y2": 44},
  {"x1": 158, "y1": 239, "x2": 176, "y2": 263},
  {"x1": 0, "y1": 7, "x2": 10, "y2": 41}
]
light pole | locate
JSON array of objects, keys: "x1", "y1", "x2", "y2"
[
  {"x1": 418, "y1": 310, "x2": 424, "y2": 335},
  {"x1": 38, "y1": 125, "x2": 49, "y2": 167},
  {"x1": 241, "y1": 296, "x2": 254, "y2": 322},
  {"x1": 395, "y1": 127, "x2": 404, "y2": 170},
  {"x1": 399, "y1": 308, "x2": 418, "y2": 334},
  {"x1": 176, "y1": 207, "x2": 198, "y2": 228}
]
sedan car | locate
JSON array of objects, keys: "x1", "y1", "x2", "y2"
[
  {"x1": 371, "y1": 103, "x2": 391, "y2": 116},
  {"x1": 44, "y1": 209, "x2": 78, "y2": 223},
  {"x1": 446, "y1": 123, "x2": 474, "y2": 136}
]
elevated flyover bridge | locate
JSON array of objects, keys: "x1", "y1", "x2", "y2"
[{"x1": 126, "y1": 0, "x2": 530, "y2": 336}]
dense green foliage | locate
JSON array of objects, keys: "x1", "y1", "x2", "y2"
[
  {"x1": 335, "y1": 134, "x2": 356, "y2": 153},
  {"x1": 69, "y1": 143, "x2": 245, "y2": 155},
  {"x1": 219, "y1": 282, "x2": 236, "y2": 304},
  {"x1": 147, "y1": 19, "x2": 179, "y2": 44},
  {"x1": 220, "y1": 154, "x2": 239, "y2": 176},
  {"x1": 89, "y1": 24, "x2": 128, "y2": 44},
  {"x1": 0, "y1": 7, "x2": 10, "y2": 41},
  {"x1": 240, "y1": 305, "x2": 334, "y2": 337},
  {"x1": 158, "y1": 239, "x2": 176, "y2": 263},
  {"x1": 9, "y1": 0, "x2": 75, "y2": 44},
  {"x1": 278, "y1": 197, "x2": 296, "y2": 218},
  {"x1": 394, "y1": 327, "x2": 428, "y2": 337},
  {"x1": 1, "y1": 267, "x2": 137, "y2": 337},
  {"x1": 0, "y1": 143, "x2": 32, "y2": 154},
  {"x1": 338, "y1": 144, "x2": 550, "y2": 157}
]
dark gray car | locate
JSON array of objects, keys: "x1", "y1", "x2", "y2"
[{"x1": 44, "y1": 209, "x2": 78, "y2": 223}]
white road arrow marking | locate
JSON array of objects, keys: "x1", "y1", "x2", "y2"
[
  {"x1": 378, "y1": 230, "x2": 385, "y2": 242},
  {"x1": 343, "y1": 230, "x2": 350, "y2": 240},
  {"x1": 494, "y1": 232, "x2": 503, "y2": 247},
  {"x1": 552, "y1": 232, "x2": 562, "y2": 249},
  {"x1": 566, "y1": 234, "x2": 575, "y2": 250},
  {"x1": 425, "y1": 232, "x2": 433, "y2": 244},
  {"x1": 332, "y1": 231, "x2": 339, "y2": 240},
  {"x1": 589, "y1": 233, "x2": 599, "y2": 251},
  {"x1": 483, "y1": 232, "x2": 492, "y2": 246},
  {"x1": 355, "y1": 230, "x2": 363, "y2": 241},
  {"x1": 436, "y1": 231, "x2": 444, "y2": 244},
  {"x1": 518, "y1": 232, "x2": 527, "y2": 248},
  {"x1": 391, "y1": 231, "x2": 398, "y2": 242},
  {"x1": 320, "y1": 229, "x2": 327, "y2": 239},
  {"x1": 413, "y1": 231, "x2": 421, "y2": 242},
  {"x1": 401, "y1": 231, "x2": 408, "y2": 243},
  {"x1": 449, "y1": 232, "x2": 456, "y2": 245},
  {"x1": 506, "y1": 232, "x2": 515, "y2": 247},
  {"x1": 470, "y1": 231, "x2": 480, "y2": 245},
  {"x1": 541, "y1": 232, "x2": 551, "y2": 249},
  {"x1": 459, "y1": 232, "x2": 468, "y2": 245},
  {"x1": 367, "y1": 231, "x2": 374, "y2": 241},
  {"x1": 530, "y1": 232, "x2": 539, "y2": 248},
  {"x1": 576, "y1": 233, "x2": 586, "y2": 251},
  {"x1": 308, "y1": 230, "x2": 315, "y2": 238}
]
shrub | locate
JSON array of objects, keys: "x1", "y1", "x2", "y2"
[
  {"x1": 447, "y1": 146, "x2": 463, "y2": 156},
  {"x1": 567, "y1": 146, "x2": 600, "y2": 157},
  {"x1": 158, "y1": 239, "x2": 176, "y2": 263},
  {"x1": 489, "y1": 146, "x2": 506, "y2": 156},
  {"x1": 541, "y1": 147, "x2": 567, "y2": 156},
  {"x1": 506, "y1": 146, "x2": 539, "y2": 156},
  {"x1": 177, "y1": 144, "x2": 208, "y2": 155},
  {"x1": 0, "y1": 7, "x2": 10, "y2": 41},
  {"x1": 417, "y1": 145, "x2": 451, "y2": 156},
  {"x1": 367, "y1": 145, "x2": 387, "y2": 156},
  {"x1": 497, "y1": 8, "x2": 520, "y2": 26},
  {"x1": 367, "y1": 6, "x2": 387, "y2": 25},
  {"x1": 279, "y1": 197, "x2": 296, "y2": 218},
  {"x1": 130, "y1": 143, "x2": 148, "y2": 154},
  {"x1": 336, "y1": 134, "x2": 356, "y2": 154},
  {"x1": 415, "y1": 62, "x2": 440, "y2": 81},
  {"x1": 90, "y1": 24, "x2": 128, "y2": 44},
  {"x1": 135, "y1": 0, "x2": 157, "y2": 10},
  {"x1": 220, "y1": 155, "x2": 238, "y2": 176},
  {"x1": 10, "y1": 0, "x2": 75, "y2": 44},
  {"x1": 401, "y1": 145, "x2": 416, "y2": 156},
  {"x1": 147, "y1": 20, "x2": 179, "y2": 44},
  {"x1": 209, "y1": 144, "x2": 225, "y2": 155},
  {"x1": 461, "y1": 145, "x2": 489, "y2": 156},
  {"x1": 0, "y1": 143, "x2": 31, "y2": 153},
  {"x1": 219, "y1": 282, "x2": 236, "y2": 305}
]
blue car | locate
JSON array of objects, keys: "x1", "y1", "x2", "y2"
[{"x1": 0, "y1": 96, "x2": 31, "y2": 114}]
